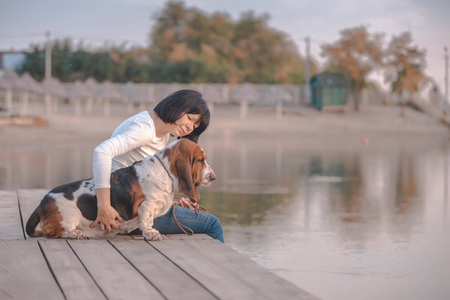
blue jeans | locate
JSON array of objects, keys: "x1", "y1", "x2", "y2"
[{"x1": 153, "y1": 205, "x2": 224, "y2": 243}]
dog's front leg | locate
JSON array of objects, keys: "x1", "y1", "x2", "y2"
[{"x1": 138, "y1": 200, "x2": 162, "y2": 241}]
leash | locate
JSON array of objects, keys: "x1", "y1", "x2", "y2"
[
  {"x1": 154, "y1": 154, "x2": 209, "y2": 235},
  {"x1": 171, "y1": 204, "x2": 209, "y2": 235}
]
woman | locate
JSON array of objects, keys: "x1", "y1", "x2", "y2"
[{"x1": 90, "y1": 89, "x2": 223, "y2": 242}]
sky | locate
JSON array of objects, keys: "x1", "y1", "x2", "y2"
[{"x1": 0, "y1": 0, "x2": 449, "y2": 94}]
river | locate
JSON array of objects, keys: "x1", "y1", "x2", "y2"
[{"x1": 1, "y1": 134, "x2": 449, "y2": 300}]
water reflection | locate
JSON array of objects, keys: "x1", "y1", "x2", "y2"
[
  {"x1": 1, "y1": 135, "x2": 449, "y2": 300},
  {"x1": 201, "y1": 136, "x2": 450, "y2": 300},
  {"x1": 0, "y1": 143, "x2": 94, "y2": 190}
]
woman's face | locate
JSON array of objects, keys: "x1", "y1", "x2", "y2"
[{"x1": 170, "y1": 113, "x2": 201, "y2": 137}]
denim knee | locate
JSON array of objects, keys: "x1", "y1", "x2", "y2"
[{"x1": 206, "y1": 214, "x2": 224, "y2": 243}]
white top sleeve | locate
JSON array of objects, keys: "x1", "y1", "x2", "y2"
[{"x1": 92, "y1": 111, "x2": 169, "y2": 189}]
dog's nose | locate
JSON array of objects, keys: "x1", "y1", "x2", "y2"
[{"x1": 210, "y1": 171, "x2": 216, "y2": 181}]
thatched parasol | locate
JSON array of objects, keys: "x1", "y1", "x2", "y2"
[
  {"x1": 21, "y1": 73, "x2": 43, "y2": 94},
  {"x1": 95, "y1": 80, "x2": 121, "y2": 100},
  {"x1": 67, "y1": 80, "x2": 93, "y2": 99},
  {"x1": 41, "y1": 77, "x2": 67, "y2": 97}
]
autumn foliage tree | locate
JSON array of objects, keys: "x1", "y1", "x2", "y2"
[
  {"x1": 384, "y1": 32, "x2": 428, "y2": 102},
  {"x1": 321, "y1": 26, "x2": 384, "y2": 111},
  {"x1": 149, "y1": 1, "x2": 308, "y2": 84}
]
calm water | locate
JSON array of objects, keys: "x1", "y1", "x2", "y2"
[{"x1": 1, "y1": 134, "x2": 450, "y2": 300}]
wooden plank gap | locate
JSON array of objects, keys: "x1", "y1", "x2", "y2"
[
  {"x1": 107, "y1": 240, "x2": 168, "y2": 300},
  {"x1": 16, "y1": 190, "x2": 26, "y2": 240},
  {"x1": 37, "y1": 240, "x2": 67, "y2": 300},
  {"x1": 65, "y1": 240, "x2": 108, "y2": 300},
  {"x1": 145, "y1": 240, "x2": 220, "y2": 300}
]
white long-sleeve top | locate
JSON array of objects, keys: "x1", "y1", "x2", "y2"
[{"x1": 93, "y1": 111, "x2": 170, "y2": 189}]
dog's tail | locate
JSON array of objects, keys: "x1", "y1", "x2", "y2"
[{"x1": 26, "y1": 207, "x2": 43, "y2": 237}]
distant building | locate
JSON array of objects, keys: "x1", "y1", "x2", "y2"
[
  {"x1": 310, "y1": 72, "x2": 348, "y2": 110},
  {"x1": 0, "y1": 52, "x2": 26, "y2": 71}
]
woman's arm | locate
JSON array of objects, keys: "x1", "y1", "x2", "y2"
[
  {"x1": 91, "y1": 120, "x2": 153, "y2": 230},
  {"x1": 173, "y1": 197, "x2": 199, "y2": 210},
  {"x1": 90, "y1": 188, "x2": 123, "y2": 231}
]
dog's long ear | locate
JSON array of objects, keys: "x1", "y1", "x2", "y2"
[
  {"x1": 169, "y1": 139, "x2": 201, "y2": 202},
  {"x1": 176, "y1": 157, "x2": 200, "y2": 202}
]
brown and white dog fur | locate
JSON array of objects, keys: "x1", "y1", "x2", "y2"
[{"x1": 26, "y1": 138, "x2": 216, "y2": 240}]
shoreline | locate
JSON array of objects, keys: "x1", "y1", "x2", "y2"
[{"x1": 1, "y1": 104, "x2": 448, "y2": 148}]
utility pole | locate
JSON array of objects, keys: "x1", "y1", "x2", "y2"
[
  {"x1": 304, "y1": 36, "x2": 311, "y2": 105},
  {"x1": 445, "y1": 46, "x2": 449, "y2": 111},
  {"x1": 45, "y1": 31, "x2": 52, "y2": 79}
]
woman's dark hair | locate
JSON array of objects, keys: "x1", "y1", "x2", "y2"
[{"x1": 153, "y1": 89, "x2": 210, "y2": 143}]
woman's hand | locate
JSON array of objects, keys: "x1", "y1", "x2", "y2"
[
  {"x1": 90, "y1": 188, "x2": 123, "y2": 231},
  {"x1": 174, "y1": 197, "x2": 199, "y2": 210}
]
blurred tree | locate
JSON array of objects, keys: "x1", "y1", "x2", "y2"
[
  {"x1": 230, "y1": 11, "x2": 306, "y2": 83},
  {"x1": 321, "y1": 26, "x2": 384, "y2": 111},
  {"x1": 17, "y1": 1, "x2": 323, "y2": 85},
  {"x1": 384, "y1": 32, "x2": 428, "y2": 109},
  {"x1": 51, "y1": 39, "x2": 77, "y2": 82},
  {"x1": 17, "y1": 46, "x2": 45, "y2": 81},
  {"x1": 149, "y1": 1, "x2": 308, "y2": 84},
  {"x1": 81, "y1": 51, "x2": 117, "y2": 82}
]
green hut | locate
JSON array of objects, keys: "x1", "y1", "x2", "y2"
[{"x1": 310, "y1": 72, "x2": 348, "y2": 110}]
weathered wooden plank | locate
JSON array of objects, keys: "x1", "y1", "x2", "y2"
[
  {"x1": 110, "y1": 239, "x2": 216, "y2": 300},
  {"x1": 165, "y1": 233, "x2": 214, "y2": 240},
  {"x1": 149, "y1": 239, "x2": 264, "y2": 299},
  {"x1": 17, "y1": 189, "x2": 47, "y2": 238},
  {"x1": 131, "y1": 232, "x2": 213, "y2": 241},
  {"x1": 0, "y1": 191, "x2": 23, "y2": 239},
  {"x1": 38, "y1": 240, "x2": 106, "y2": 300},
  {"x1": 18, "y1": 189, "x2": 135, "y2": 239},
  {"x1": 67, "y1": 239, "x2": 165, "y2": 300},
  {"x1": 0, "y1": 240, "x2": 63, "y2": 300},
  {"x1": 186, "y1": 239, "x2": 319, "y2": 300}
]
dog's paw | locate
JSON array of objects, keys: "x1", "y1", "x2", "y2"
[
  {"x1": 62, "y1": 229, "x2": 85, "y2": 239},
  {"x1": 143, "y1": 229, "x2": 162, "y2": 241}
]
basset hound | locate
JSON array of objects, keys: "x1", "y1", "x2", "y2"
[{"x1": 26, "y1": 138, "x2": 216, "y2": 240}]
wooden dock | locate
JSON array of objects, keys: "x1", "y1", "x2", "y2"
[{"x1": 0, "y1": 189, "x2": 318, "y2": 300}]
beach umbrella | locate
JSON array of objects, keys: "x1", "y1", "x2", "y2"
[
  {"x1": 163, "y1": 83, "x2": 182, "y2": 98},
  {"x1": 231, "y1": 83, "x2": 259, "y2": 119},
  {"x1": 203, "y1": 85, "x2": 222, "y2": 103},
  {"x1": 95, "y1": 80, "x2": 121, "y2": 117},
  {"x1": 82, "y1": 78, "x2": 100, "y2": 114},
  {"x1": 272, "y1": 86, "x2": 293, "y2": 120},
  {"x1": 121, "y1": 81, "x2": 135, "y2": 100},
  {"x1": 95, "y1": 80, "x2": 121, "y2": 100},
  {"x1": 121, "y1": 81, "x2": 153, "y2": 112},
  {"x1": 274, "y1": 87, "x2": 293, "y2": 102},
  {"x1": 67, "y1": 80, "x2": 94, "y2": 116},
  {"x1": 0, "y1": 76, "x2": 11, "y2": 89},
  {"x1": 67, "y1": 80, "x2": 93, "y2": 99},
  {"x1": 121, "y1": 82, "x2": 136, "y2": 113},
  {"x1": 202, "y1": 85, "x2": 222, "y2": 114},
  {"x1": 4, "y1": 71, "x2": 31, "y2": 115},
  {"x1": 21, "y1": 73, "x2": 44, "y2": 115},
  {"x1": 41, "y1": 77, "x2": 67, "y2": 97},
  {"x1": 41, "y1": 77, "x2": 66, "y2": 115},
  {"x1": 83, "y1": 77, "x2": 100, "y2": 93},
  {"x1": 4, "y1": 70, "x2": 27, "y2": 90},
  {"x1": 0, "y1": 76, "x2": 13, "y2": 113},
  {"x1": 21, "y1": 73, "x2": 43, "y2": 94},
  {"x1": 121, "y1": 81, "x2": 151, "y2": 103}
]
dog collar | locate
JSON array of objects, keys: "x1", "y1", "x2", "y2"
[{"x1": 155, "y1": 155, "x2": 174, "y2": 183}]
